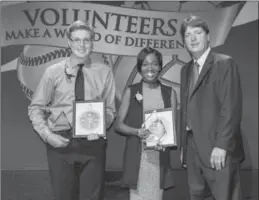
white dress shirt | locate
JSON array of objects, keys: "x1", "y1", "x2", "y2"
[{"x1": 193, "y1": 47, "x2": 211, "y2": 75}]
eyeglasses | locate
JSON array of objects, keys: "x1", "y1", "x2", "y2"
[
  {"x1": 70, "y1": 37, "x2": 92, "y2": 45},
  {"x1": 142, "y1": 62, "x2": 159, "y2": 68}
]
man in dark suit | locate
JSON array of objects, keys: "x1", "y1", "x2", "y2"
[{"x1": 179, "y1": 15, "x2": 244, "y2": 200}]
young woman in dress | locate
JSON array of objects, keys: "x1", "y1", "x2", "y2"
[{"x1": 115, "y1": 47, "x2": 177, "y2": 200}]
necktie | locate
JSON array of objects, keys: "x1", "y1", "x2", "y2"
[
  {"x1": 75, "y1": 64, "x2": 85, "y2": 101},
  {"x1": 190, "y1": 61, "x2": 200, "y2": 93},
  {"x1": 186, "y1": 61, "x2": 200, "y2": 130}
]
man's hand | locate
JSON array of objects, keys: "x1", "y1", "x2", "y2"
[
  {"x1": 87, "y1": 134, "x2": 100, "y2": 141},
  {"x1": 210, "y1": 147, "x2": 227, "y2": 170},
  {"x1": 46, "y1": 133, "x2": 70, "y2": 148}
]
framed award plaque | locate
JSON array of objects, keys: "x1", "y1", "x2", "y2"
[
  {"x1": 142, "y1": 108, "x2": 177, "y2": 149},
  {"x1": 73, "y1": 100, "x2": 106, "y2": 138}
]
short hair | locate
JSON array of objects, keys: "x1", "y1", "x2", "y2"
[
  {"x1": 66, "y1": 20, "x2": 94, "y2": 40},
  {"x1": 180, "y1": 15, "x2": 209, "y2": 42},
  {"x1": 136, "y1": 47, "x2": 163, "y2": 73}
]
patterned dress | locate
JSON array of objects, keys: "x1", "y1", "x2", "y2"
[{"x1": 130, "y1": 84, "x2": 164, "y2": 200}]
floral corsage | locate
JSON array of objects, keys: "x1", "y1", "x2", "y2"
[{"x1": 135, "y1": 90, "x2": 143, "y2": 103}]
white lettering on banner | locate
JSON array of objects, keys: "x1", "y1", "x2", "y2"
[{"x1": 2, "y1": 2, "x2": 242, "y2": 56}]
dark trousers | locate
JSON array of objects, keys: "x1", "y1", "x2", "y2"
[
  {"x1": 46, "y1": 137, "x2": 107, "y2": 200},
  {"x1": 186, "y1": 133, "x2": 242, "y2": 200}
]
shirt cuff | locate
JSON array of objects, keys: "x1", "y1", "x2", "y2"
[{"x1": 39, "y1": 127, "x2": 52, "y2": 142}]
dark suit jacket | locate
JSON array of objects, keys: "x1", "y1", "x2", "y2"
[{"x1": 179, "y1": 51, "x2": 244, "y2": 167}]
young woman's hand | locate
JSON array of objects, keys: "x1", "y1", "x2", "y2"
[{"x1": 137, "y1": 128, "x2": 151, "y2": 139}]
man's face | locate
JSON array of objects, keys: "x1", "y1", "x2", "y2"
[
  {"x1": 184, "y1": 26, "x2": 209, "y2": 58},
  {"x1": 68, "y1": 29, "x2": 93, "y2": 59}
]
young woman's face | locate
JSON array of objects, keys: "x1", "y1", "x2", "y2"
[{"x1": 140, "y1": 53, "x2": 161, "y2": 83}]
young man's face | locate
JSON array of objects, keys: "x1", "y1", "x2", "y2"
[
  {"x1": 68, "y1": 29, "x2": 93, "y2": 59},
  {"x1": 184, "y1": 26, "x2": 209, "y2": 59}
]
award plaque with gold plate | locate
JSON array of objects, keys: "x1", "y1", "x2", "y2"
[{"x1": 73, "y1": 100, "x2": 106, "y2": 138}]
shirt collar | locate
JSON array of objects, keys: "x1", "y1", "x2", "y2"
[
  {"x1": 69, "y1": 57, "x2": 92, "y2": 68},
  {"x1": 65, "y1": 57, "x2": 92, "y2": 77},
  {"x1": 193, "y1": 47, "x2": 211, "y2": 70}
]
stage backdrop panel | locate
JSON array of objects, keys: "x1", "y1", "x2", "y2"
[{"x1": 1, "y1": 2, "x2": 258, "y2": 171}]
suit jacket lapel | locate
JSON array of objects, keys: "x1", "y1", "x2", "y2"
[
  {"x1": 190, "y1": 51, "x2": 214, "y2": 99},
  {"x1": 185, "y1": 62, "x2": 193, "y2": 101}
]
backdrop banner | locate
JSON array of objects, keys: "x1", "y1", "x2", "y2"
[{"x1": 1, "y1": 2, "x2": 241, "y2": 56}]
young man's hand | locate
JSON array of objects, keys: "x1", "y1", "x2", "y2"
[
  {"x1": 46, "y1": 133, "x2": 70, "y2": 148},
  {"x1": 87, "y1": 134, "x2": 100, "y2": 141}
]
